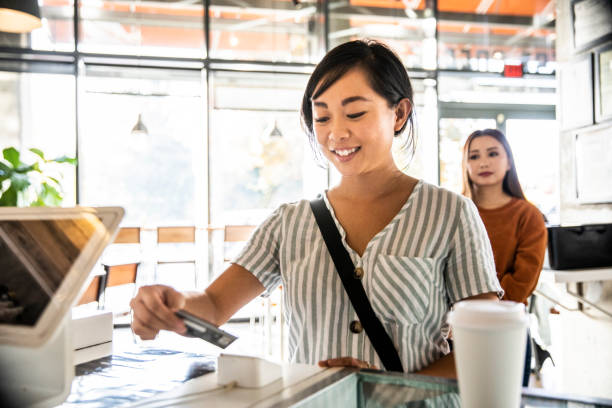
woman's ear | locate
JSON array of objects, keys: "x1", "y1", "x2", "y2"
[{"x1": 394, "y1": 98, "x2": 412, "y2": 134}]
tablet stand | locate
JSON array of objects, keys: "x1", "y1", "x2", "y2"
[{"x1": 0, "y1": 315, "x2": 74, "y2": 408}]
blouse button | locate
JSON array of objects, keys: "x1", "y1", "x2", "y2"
[
  {"x1": 350, "y1": 320, "x2": 363, "y2": 334},
  {"x1": 354, "y1": 267, "x2": 364, "y2": 280}
]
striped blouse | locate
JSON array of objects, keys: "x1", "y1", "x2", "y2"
[{"x1": 233, "y1": 180, "x2": 503, "y2": 372}]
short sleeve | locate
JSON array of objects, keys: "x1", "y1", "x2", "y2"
[
  {"x1": 232, "y1": 206, "x2": 283, "y2": 294},
  {"x1": 444, "y1": 197, "x2": 504, "y2": 304}
]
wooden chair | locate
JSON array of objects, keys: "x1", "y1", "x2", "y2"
[
  {"x1": 101, "y1": 262, "x2": 140, "y2": 326},
  {"x1": 223, "y1": 225, "x2": 256, "y2": 263},
  {"x1": 155, "y1": 226, "x2": 198, "y2": 289},
  {"x1": 76, "y1": 275, "x2": 105, "y2": 307}
]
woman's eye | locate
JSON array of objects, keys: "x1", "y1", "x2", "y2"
[
  {"x1": 314, "y1": 117, "x2": 329, "y2": 123},
  {"x1": 468, "y1": 155, "x2": 478, "y2": 160},
  {"x1": 489, "y1": 151, "x2": 499, "y2": 157},
  {"x1": 347, "y1": 112, "x2": 365, "y2": 119}
]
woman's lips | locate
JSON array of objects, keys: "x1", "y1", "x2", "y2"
[
  {"x1": 332, "y1": 147, "x2": 360, "y2": 162},
  {"x1": 478, "y1": 171, "x2": 493, "y2": 177}
]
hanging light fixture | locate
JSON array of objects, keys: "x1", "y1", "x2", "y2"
[
  {"x1": 131, "y1": 113, "x2": 149, "y2": 136},
  {"x1": 266, "y1": 119, "x2": 283, "y2": 138},
  {"x1": 0, "y1": 0, "x2": 42, "y2": 33}
]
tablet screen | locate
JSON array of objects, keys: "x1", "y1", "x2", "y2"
[
  {"x1": 0, "y1": 218, "x2": 99, "y2": 327},
  {"x1": 0, "y1": 207, "x2": 123, "y2": 347}
]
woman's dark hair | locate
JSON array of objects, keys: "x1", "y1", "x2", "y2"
[
  {"x1": 461, "y1": 128, "x2": 526, "y2": 200},
  {"x1": 300, "y1": 39, "x2": 416, "y2": 163}
]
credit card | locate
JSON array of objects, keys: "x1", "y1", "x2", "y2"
[{"x1": 175, "y1": 309, "x2": 237, "y2": 349}]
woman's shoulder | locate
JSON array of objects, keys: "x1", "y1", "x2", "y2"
[
  {"x1": 514, "y1": 199, "x2": 547, "y2": 226},
  {"x1": 417, "y1": 180, "x2": 472, "y2": 208}
]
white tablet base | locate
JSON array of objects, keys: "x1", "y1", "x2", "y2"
[{"x1": 0, "y1": 315, "x2": 74, "y2": 408}]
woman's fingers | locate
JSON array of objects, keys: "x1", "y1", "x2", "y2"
[
  {"x1": 318, "y1": 357, "x2": 378, "y2": 370},
  {"x1": 130, "y1": 285, "x2": 187, "y2": 339}
]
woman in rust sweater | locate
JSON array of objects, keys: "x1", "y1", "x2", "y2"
[{"x1": 461, "y1": 128, "x2": 547, "y2": 386}]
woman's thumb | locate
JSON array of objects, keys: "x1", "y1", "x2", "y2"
[{"x1": 162, "y1": 287, "x2": 186, "y2": 311}]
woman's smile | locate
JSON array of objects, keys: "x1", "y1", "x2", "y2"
[{"x1": 331, "y1": 146, "x2": 361, "y2": 161}]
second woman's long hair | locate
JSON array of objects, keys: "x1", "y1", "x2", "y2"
[{"x1": 461, "y1": 128, "x2": 526, "y2": 200}]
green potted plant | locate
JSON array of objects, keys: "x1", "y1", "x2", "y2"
[{"x1": 0, "y1": 147, "x2": 77, "y2": 207}]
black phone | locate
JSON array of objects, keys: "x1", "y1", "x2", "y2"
[{"x1": 175, "y1": 310, "x2": 238, "y2": 349}]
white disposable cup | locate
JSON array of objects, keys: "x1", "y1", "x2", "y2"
[{"x1": 448, "y1": 300, "x2": 528, "y2": 408}]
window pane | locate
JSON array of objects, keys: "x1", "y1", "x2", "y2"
[
  {"x1": 329, "y1": 0, "x2": 436, "y2": 70},
  {"x1": 506, "y1": 119, "x2": 559, "y2": 223},
  {"x1": 438, "y1": 118, "x2": 496, "y2": 193},
  {"x1": 209, "y1": 71, "x2": 326, "y2": 226},
  {"x1": 210, "y1": 0, "x2": 324, "y2": 63},
  {"x1": 79, "y1": 66, "x2": 205, "y2": 226},
  {"x1": 0, "y1": 71, "x2": 76, "y2": 205},
  {"x1": 438, "y1": 0, "x2": 556, "y2": 74},
  {"x1": 401, "y1": 77, "x2": 438, "y2": 184},
  {"x1": 0, "y1": 0, "x2": 74, "y2": 51},
  {"x1": 438, "y1": 72, "x2": 557, "y2": 105},
  {"x1": 79, "y1": 0, "x2": 205, "y2": 58}
]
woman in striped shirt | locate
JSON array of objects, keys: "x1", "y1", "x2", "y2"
[{"x1": 130, "y1": 40, "x2": 502, "y2": 377}]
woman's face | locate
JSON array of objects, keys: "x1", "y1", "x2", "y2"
[
  {"x1": 311, "y1": 68, "x2": 408, "y2": 177},
  {"x1": 466, "y1": 135, "x2": 511, "y2": 188}
]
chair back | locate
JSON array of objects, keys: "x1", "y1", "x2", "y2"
[
  {"x1": 157, "y1": 226, "x2": 196, "y2": 243},
  {"x1": 113, "y1": 227, "x2": 141, "y2": 244},
  {"x1": 76, "y1": 275, "x2": 105, "y2": 306}
]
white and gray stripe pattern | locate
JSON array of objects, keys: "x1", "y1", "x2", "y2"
[{"x1": 233, "y1": 180, "x2": 502, "y2": 372}]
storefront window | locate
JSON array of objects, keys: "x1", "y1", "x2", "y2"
[{"x1": 209, "y1": 0, "x2": 324, "y2": 63}]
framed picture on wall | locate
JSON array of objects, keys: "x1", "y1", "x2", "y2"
[
  {"x1": 575, "y1": 124, "x2": 612, "y2": 204},
  {"x1": 559, "y1": 54, "x2": 593, "y2": 130},
  {"x1": 595, "y1": 44, "x2": 612, "y2": 123},
  {"x1": 571, "y1": 0, "x2": 612, "y2": 52}
]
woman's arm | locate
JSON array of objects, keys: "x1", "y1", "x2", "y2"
[
  {"x1": 185, "y1": 263, "x2": 266, "y2": 326},
  {"x1": 500, "y1": 208, "x2": 547, "y2": 304},
  {"x1": 130, "y1": 263, "x2": 265, "y2": 340},
  {"x1": 414, "y1": 291, "x2": 499, "y2": 379}
]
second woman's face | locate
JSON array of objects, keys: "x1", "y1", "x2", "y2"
[
  {"x1": 311, "y1": 68, "x2": 405, "y2": 177},
  {"x1": 466, "y1": 135, "x2": 511, "y2": 188}
]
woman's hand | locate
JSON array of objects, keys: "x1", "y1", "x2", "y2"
[
  {"x1": 318, "y1": 357, "x2": 379, "y2": 370},
  {"x1": 129, "y1": 285, "x2": 188, "y2": 340}
]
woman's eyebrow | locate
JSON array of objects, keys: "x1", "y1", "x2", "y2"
[
  {"x1": 341, "y1": 96, "x2": 370, "y2": 106},
  {"x1": 312, "y1": 95, "x2": 371, "y2": 108}
]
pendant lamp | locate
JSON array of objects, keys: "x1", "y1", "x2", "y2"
[
  {"x1": 130, "y1": 113, "x2": 149, "y2": 136},
  {"x1": 0, "y1": 0, "x2": 42, "y2": 33}
]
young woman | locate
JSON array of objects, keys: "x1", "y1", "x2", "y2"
[
  {"x1": 130, "y1": 40, "x2": 501, "y2": 377},
  {"x1": 462, "y1": 128, "x2": 547, "y2": 385},
  {"x1": 461, "y1": 129, "x2": 547, "y2": 306}
]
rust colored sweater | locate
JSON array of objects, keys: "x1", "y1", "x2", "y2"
[{"x1": 476, "y1": 198, "x2": 547, "y2": 305}]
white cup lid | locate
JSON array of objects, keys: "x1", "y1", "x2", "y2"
[{"x1": 448, "y1": 300, "x2": 528, "y2": 330}]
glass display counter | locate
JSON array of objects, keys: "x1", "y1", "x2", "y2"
[{"x1": 290, "y1": 370, "x2": 612, "y2": 408}]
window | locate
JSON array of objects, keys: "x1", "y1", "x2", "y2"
[
  {"x1": 329, "y1": 0, "x2": 436, "y2": 70},
  {"x1": 79, "y1": 0, "x2": 205, "y2": 58},
  {"x1": 78, "y1": 66, "x2": 205, "y2": 227},
  {"x1": 437, "y1": 0, "x2": 556, "y2": 74},
  {"x1": 210, "y1": 0, "x2": 324, "y2": 63},
  {"x1": 0, "y1": 70, "x2": 77, "y2": 205},
  {"x1": 209, "y1": 71, "x2": 326, "y2": 226}
]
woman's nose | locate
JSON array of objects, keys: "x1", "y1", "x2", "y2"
[{"x1": 329, "y1": 120, "x2": 349, "y2": 141}]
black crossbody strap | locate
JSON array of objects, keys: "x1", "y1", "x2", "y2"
[{"x1": 310, "y1": 197, "x2": 404, "y2": 372}]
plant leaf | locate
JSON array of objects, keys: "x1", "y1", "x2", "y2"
[
  {"x1": 52, "y1": 156, "x2": 77, "y2": 165},
  {"x1": 3, "y1": 147, "x2": 21, "y2": 168},
  {"x1": 29, "y1": 148, "x2": 46, "y2": 160},
  {"x1": 0, "y1": 186, "x2": 18, "y2": 206},
  {"x1": 9, "y1": 173, "x2": 31, "y2": 192},
  {"x1": 39, "y1": 183, "x2": 63, "y2": 206},
  {"x1": 0, "y1": 161, "x2": 12, "y2": 177}
]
